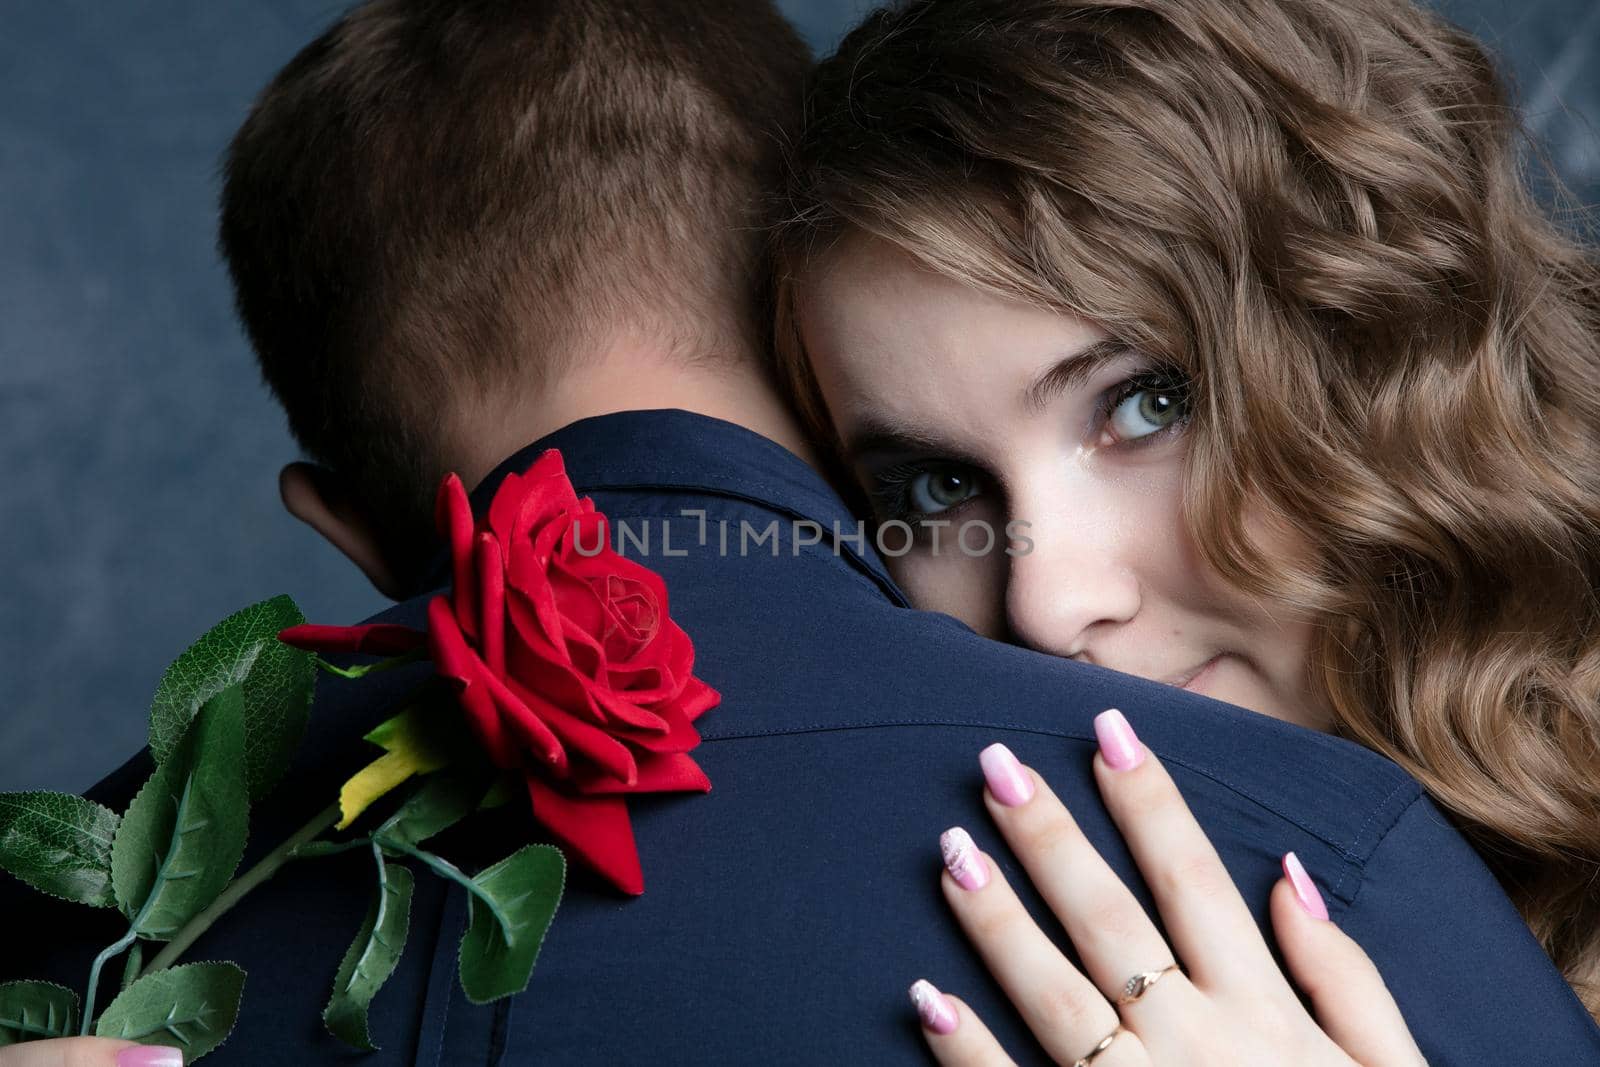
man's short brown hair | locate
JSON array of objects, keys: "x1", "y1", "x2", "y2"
[{"x1": 221, "y1": 0, "x2": 810, "y2": 571}]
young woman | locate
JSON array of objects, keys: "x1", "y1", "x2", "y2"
[{"x1": 772, "y1": 0, "x2": 1600, "y2": 1051}]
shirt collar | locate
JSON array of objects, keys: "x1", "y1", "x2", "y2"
[{"x1": 416, "y1": 408, "x2": 910, "y2": 605}]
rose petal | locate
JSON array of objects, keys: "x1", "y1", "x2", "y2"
[
  {"x1": 436, "y1": 475, "x2": 478, "y2": 636},
  {"x1": 601, "y1": 662, "x2": 680, "y2": 706},
  {"x1": 505, "y1": 564, "x2": 569, "y2": 662},
  {"x1": 600, "y1": 619, "x2": 694, "y2": 700},
  {"x1": 512, "y1": 463, "x2": 582, "y2": 575},
  {"x1": 676, "y1": 676, "x2": 722, "y2": 723},
  {"x1": 658, "y1": 619, "x2": 696, "y2": 689},
  {"x1": 430, "y1": 595, "x2": 570, "y2": 779},
  {"x1": 524, "y1": 450, "x2": 580, "y2": 514},
  {"x1": 591, "y1": 575, "x2": 660, "y2": 662},
  {"x1": 548, "y1": 548, "x2": 611, "y2": 673},
  {"x1": 427, "y1": 596, "x2": 511, "y2": 761},
  {"x1": 503, "y1": 611, "x2": 607, "y2": 722},
  {"x1": 513, "y1": 480, "x2": 554, "y2": 563},
  {"x1": 475, "y1": 533, "x2": 506, "y2": 675},
  {"x1": 488, "y1": 470, "x2": 526, "y2": 549},
  {"x1": 575, "y1": 751, "x2": 711, "y2": 796},
  {"x1": 498, "y1": 694, "x2": 571, "y2": 778},
  {"x1": 508, "y1": 677, "x2": 638, "y2": 785},
  {"x1": 621, "y1": 707, "x2": 702, "y2": 756},
  {"x1": 277, "y1": 623, "x2": 425, "y2": 656},
  {"x1": 526, "y1": 776, "x2": 644, "y2": 895},
  {"x1": 473, "y1": 654, "x2": 568, "y2": 773},
  {"x1": 558, "y1": 548, "x2": 674, "y2": 672},
  {"x1": 455, "y1": 668, "x2": 519, "y2": 772},
  {"x1": 591, "y1": 686, "x2": 670, "y2": 734}
]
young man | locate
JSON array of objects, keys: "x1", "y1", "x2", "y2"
[{"x1": 5, "y1": 1, "x2": 1595, "y2": 1063}]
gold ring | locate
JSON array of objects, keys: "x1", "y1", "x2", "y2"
[
  {"x1": 1115, "y1": 963, "x2": 1181, "y2": 1005},
  {"x1": 1072, "y1": 1024, "x2": 1123, "y2": 1066}
]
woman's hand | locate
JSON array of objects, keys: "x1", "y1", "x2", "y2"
[
  {"x1": 910, "y1": 709, "x2": 1426, "y2": 1066},
  {"x1": 0, "y1": 1039, "x2": 178, "y2": 1067}
]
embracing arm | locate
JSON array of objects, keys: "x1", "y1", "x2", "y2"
[{"x1": 1337, "y1": 794, "x2": 1600, "y2": 1064}]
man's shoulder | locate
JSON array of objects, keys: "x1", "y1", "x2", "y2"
[{"x1": 648, "y1": 542, "x2": 1424, "y2": 869}]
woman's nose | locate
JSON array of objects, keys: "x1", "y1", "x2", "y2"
[{"x1": 1003, "y1": 513, "x2": 1141, "y2": 659}]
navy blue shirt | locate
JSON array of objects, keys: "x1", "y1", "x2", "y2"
[{"x1": 7, "y1": 408, "x2": 1597, "y2": 1065}]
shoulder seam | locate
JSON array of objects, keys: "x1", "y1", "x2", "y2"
[
  {"x1": 700, "y1": 717, "x2": 1419, "y2": 873},
  {"x1": 1332, "y1": 788, "x2": 1429, "y2": 909}
]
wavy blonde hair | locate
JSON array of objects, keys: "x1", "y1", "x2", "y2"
[{"x1": 772, "y1": 0, "x2": 1600, "y2": 1014}]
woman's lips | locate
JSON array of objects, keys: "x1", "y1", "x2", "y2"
[{"x1": 1170, "y1": 654, "x2": 1225, "y2": 692}]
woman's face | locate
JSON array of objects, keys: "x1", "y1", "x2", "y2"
[{"x1": 797, "y1": 237, "x2": 1331, "y2": 730}]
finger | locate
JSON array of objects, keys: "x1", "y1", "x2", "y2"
[
  {"x1": 908, "y1": 982, "x2": 1019, "y2": 1066},
  {"x1": 1088, "y1": 709, "x2": 1284, "y2": 991},
  {"x1": 1272, "y1": 856, "x2": 1427, "y2": 1066},
  {"x1": 976, "y1": 743, "x2": 1198, "y2": 1012},
  {"x1": 913, "y1": 986, "x2": 1150, "y2": 1067},
  {"x1": 0, "y1": 1038, "x2": 171, "y2": 1067},
  {"x1": 938, "y1": 826, "x2": 1128, "y2": 1065}
]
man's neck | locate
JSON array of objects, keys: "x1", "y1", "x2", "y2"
[{"x1": 449, "y1": 340, "x2": 820, "y2": 493}]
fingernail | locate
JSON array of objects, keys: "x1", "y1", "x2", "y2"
[
  {"x1": 117, "y1": 1046, "x2": 184, "y2": 1067},
  {"x1": 940, "y1": 826, "x2": 990, "y2": 890},
  {"x1": 909, "y1": 978, "x2": 960, "y2": 1034},
  {"x1": 1283, "y1": 852, "x2": 1329, "y2": 920},
  {"x1": 979, "y1": 742, "x2": 1035, "y2": 806},
  {"x1": 1094, "y1": 708, "x2": 1145, "y2": 770}
]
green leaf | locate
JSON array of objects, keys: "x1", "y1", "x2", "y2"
[
  {"x1": 377, "y1": 769, "x2": 489, "y2": 848},
  {"x1": 95, "y1": 962, "x2": 244, "y2": 1061},
  {"x1": 120, "y1": 943, "x2": 144, "y2": 993},
  {"x1": 324, "y1": 861, "x2": 414, "y2": 1050},
  {"x1": 112, "y1": 686, "x2": 249, "y2": 941},
  {"x1": 457, "y1": 845, "x2": 565, "y2": 1004},
  {"x1": 0, "y1": 792, "x2": 120, "y2": 907},
  {"x1": 334, "y1": 699, "x2": 479, "y2": 830},
  {"x1": 476, "y1": 772, "x2": 518, "y2": 812},
  {"x1": 149, "y1": 594, "x2": 315, "y2": 803},
  {"x1": 0, "y1": 981, "x2": 78, "y2": 1045}
]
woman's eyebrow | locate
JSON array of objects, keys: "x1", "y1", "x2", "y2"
[
  {"x1": 843, "y1": 416, "x2": 985, "y2": 467},
  {"x1": 1022, "y1": 339, "x2": 1137, "y2": 413},
  {"x1": 843, "y1": 340, "x2": 1137, "y2": 464}
]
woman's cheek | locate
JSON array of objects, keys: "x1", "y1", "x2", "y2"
[{"x1": 888, "y1": 525, "x2": 1013, "y2": 638}]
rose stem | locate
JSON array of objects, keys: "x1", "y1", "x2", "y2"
[{"x1": 138, "y1": 802, "x2": 342, "y2": 979}]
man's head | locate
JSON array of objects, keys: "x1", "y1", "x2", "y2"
[{"x1": 221, "y1": 0, "x2": 810, "y2": 594}]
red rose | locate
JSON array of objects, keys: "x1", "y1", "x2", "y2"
[{"x1": 282, "y1": 450, "x2": 719, "y2": 894}]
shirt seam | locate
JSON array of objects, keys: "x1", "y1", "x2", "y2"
[
  {"x1": 698, "y1": 718, "x2": 1419, "y2": 876},
  {"x1": 430, "y1": 887, "x2": 457, "y2": 1067},
  {"x1": 1332, "y1": 790, "x2": 1428, "y2": 912}
]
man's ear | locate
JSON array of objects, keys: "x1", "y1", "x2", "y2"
[{"x1": 279, "y1": 462, "x2": 407, "y2": 600}]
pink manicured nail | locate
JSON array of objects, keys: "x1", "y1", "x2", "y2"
[
  {"x1": 1094, "y1": 708, "x2": 1145, "y2": 770},
  {"x1": 940, "y1": 826, "x2": 990, "y2": 890},
  {"x1": 1283, "y1": 852, "x2": 1329, "y2": 920},
  {"x1": 979, "y1": 742, "x2": 1035, "y2": 806},
  {"x1": 909, "y1": 978, "x2": 960, "y2": 1034},
  {"x1": 117, "y1": 1046, "x2": 184, "y2": 1067}
]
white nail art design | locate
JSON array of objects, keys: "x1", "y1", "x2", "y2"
[{"x1": 940, "y1": 826, "x2": 986, "y2": 889}]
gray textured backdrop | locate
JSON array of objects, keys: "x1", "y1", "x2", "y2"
[{"x1": 2, "y1": 1, "x2": 1594, "y2": 794}]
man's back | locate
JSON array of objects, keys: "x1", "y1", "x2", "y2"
[{"x1": 7, "y1": 409, "x2": 1597, "y2": 1065}]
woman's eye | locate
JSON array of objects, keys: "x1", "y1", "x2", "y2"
[
  {"x1": 1106, "y1": 377, "x2": 1190, "y2": 443},
  {"x1": 908, "y1": 466, "x2": 981, "y2": 514},
  {"x1": 868, "y1": 460, "x2": 985, "y2": 521}
]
